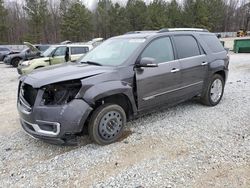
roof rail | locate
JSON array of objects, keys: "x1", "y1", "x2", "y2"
[
  {"x1": 124, "y1": 30, "x2": 157, "y2": 35},
  {"x1": 158, "y1": 28, "x2": 209, "y2": 33}
]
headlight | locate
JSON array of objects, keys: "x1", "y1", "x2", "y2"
[
  {"x1": 21, "y1": 61, "x2": 31, "y2": 66},
  {"x1": 41, "y1": 80, "x2": 81, "y2": 105}
]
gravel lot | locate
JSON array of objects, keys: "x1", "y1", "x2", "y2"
[{"x1": 0, "y1": 53, "x2": 249, "y2": 188}]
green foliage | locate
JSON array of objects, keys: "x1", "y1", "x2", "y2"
[
  {"x1": 2, "y1": 0, "x2": 247, "y2": 43},
  {"x1": 205, "y1": 0, "x2": 226, "y2": 32},
  {"x1": 167, "y1": 0, "x2": 183, "y2": 28},
  {"x1": 95, "y1": 0, "x2": 112, "y2": 38},
  {"x1": 24, "y1": 0, "x2": 50, "y2": 43},
  {"x1": 61, "y1": 1, "x2": 93, "y2": 41},
  {"x1": 146, "y1": 0, "x2": 170, "y2": 30},
  {"x1": 0, "y1": 0, "x2": 7, "y2": 43},
  {"x1": 109, "y1": 3, "x2": 131, "y2": 36},
  {"x1": 183, "y1": 0, "x2": 211, "y2": 30},
  {"x1": 126, "y1": 0, "x2": 148, "y2": 30}
]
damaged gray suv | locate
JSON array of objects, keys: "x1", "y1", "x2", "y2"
[{"x1": 18, "y1": 28, "x2": 229, "y2": 145}]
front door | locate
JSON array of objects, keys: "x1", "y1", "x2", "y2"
[
  {"x1": 136, "y1": 37, "x2": 182, "y2": 111},
  {"x1": 50, "y1": 46, "x2": 67, "y2": 65}
]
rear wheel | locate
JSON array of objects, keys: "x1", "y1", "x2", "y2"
[
  {"x1": 200, "y1": 74, "x2": 225, "y2": 106},
  {"x1": 12, "y1": 58, "x2": 21, "y2": 67},
  {"x1": 88, "y1": 104, "x2": 126, "y2": 145}
]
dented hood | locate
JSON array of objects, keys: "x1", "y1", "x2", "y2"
[{"x1": 20, "y1": 63, "x2": 114, "y2": 88}]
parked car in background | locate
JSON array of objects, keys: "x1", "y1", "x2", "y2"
[
  {"x1": 35, "y1": 45, "x2": 50, "y2": 53},
  {"x1": 17, "y1": 44, "x2": 93, "y2": 75},
  {"x1": 3, "y1": 42, "x2": 49, "y2": 67},
  {"x1": 0, "y1": 47, "x2": 20, "y2": 61},
  {"x1": 17, "y1": 28, "x2": 229, "y2": 145}
]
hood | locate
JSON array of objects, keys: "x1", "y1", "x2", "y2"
[
  {"x1": 20, "y1": 57, "x2": 49, "y2": 66},
  {"x1": 24, "y1": 42, "x2": 39, "y2": 52},
  {"x1": 30, "y1": 57, "x2": 49, "y2": 64},
  {"x1": 20, "y1": 63, "x2": 114, "y2": 88}
]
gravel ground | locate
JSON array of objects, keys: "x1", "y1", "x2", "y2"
[{"x1": 0, "y1": 53, "x2": 249, "y2": 188}]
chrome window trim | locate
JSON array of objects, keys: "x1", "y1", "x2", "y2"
[{"x1": 177, "y1": 54, "x2": 206, "y2": 61}]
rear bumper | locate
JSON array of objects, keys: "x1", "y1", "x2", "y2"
[{"x1": 18, "y1": 98, "x2": 93, "y2": 144}]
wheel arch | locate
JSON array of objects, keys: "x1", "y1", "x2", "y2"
[
  {"x1": 80, "y1": 81, "x2": 137, "y2": 130},
  {"x1": 93, "y1": 93, "x2": 134, "y2": 120},
  {"x1": 214, "y1": 70, "x2": 226, "y2": 81},
  {"x1": 34, "y1": 66, "x2": 45, "y2": 69},
  {"x1": 81, "y1": 92, "x2": 135, "y2": 136}
]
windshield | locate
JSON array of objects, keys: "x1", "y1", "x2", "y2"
[
  {"x1": 41, "y1": 46, "x2": 56, "y2": 57},
  {"x1": 79, "y1": 38, "x2": 145, "y2": 66}
]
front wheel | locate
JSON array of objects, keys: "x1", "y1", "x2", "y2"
[
  {"x1": 200, "y1": 74, "x2": 225, "y2": 106},
  {"x1": 12, "y1": 58, "x2": 21, "y2": 67},
  {"x1": 88, "y1": 104, "x2": 126, "y2": 145}
]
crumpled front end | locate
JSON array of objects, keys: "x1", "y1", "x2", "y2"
[{"x1": 17, "y1": 80, "x2": 92, "y2": 145}]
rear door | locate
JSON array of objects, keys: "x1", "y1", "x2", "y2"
[
  {"x1": 173, "y1": 35, "x2": 207, "y2": 96},
  {"x1": 136, "y1": 36, "x2": 182, "y2": 111}
]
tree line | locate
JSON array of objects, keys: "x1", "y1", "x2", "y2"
[{"x1": 0, "y1": 0, "x2": 249, "y2": 44}]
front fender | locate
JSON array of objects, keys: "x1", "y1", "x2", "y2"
[{"x1": 79, "y1": 80, "x2": 137, "y2": 114}]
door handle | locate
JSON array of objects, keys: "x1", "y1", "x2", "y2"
[
  {"x1": 201, "y1": 62, "x2": 208, "y2": 66},
  {"x1": 171, "y1": 68, "x2": 180, "y2": 73}
]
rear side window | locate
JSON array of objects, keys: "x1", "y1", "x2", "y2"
[
  {"x1": 200, "y1": 34, "x2": 225, "y2": 53},
  {"x1": 71, "y1": 47, "x2": 89, "y2": 55},
  {"x1": 174, "y1": 35, "x2": 201, "y2": 59},
  {"x1": 141, "y1": 37, "x2": 174, "y2": 64}
]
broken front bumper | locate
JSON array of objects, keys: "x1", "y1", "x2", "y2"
[{"x1": 18, "y1": 97, "x2": 92, "y2": 144}]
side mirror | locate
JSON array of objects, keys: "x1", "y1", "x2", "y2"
[{"x1": 137, "y1": 57, "x2": 158, "y2": 68}]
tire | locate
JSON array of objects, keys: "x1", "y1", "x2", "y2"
[
  {"x1": 88, "y1": 103, "x2": 126, "y2": 145},
  {"x1": 200, "y1": 74, "x2": 225, "y2": 106},
  {"x1": 12, "y1": 58, "x2": 21, "y2": 67}
]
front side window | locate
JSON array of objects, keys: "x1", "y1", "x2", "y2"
[
  {"x1": 141, "y1": 37, "x2": 174, "y2": 64},
  {"x1": 174, "y1": 35, "x2": 201, "y2": 59},
  {"x1": 53, "y1": 46, "x2": 67, "y2": 57},
  {"x1": 71, "y1": 47, "x2": 89, "y2": 55},
  {"x1": 42, "y1": 46, "x2": 57, "y2": 57}
]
